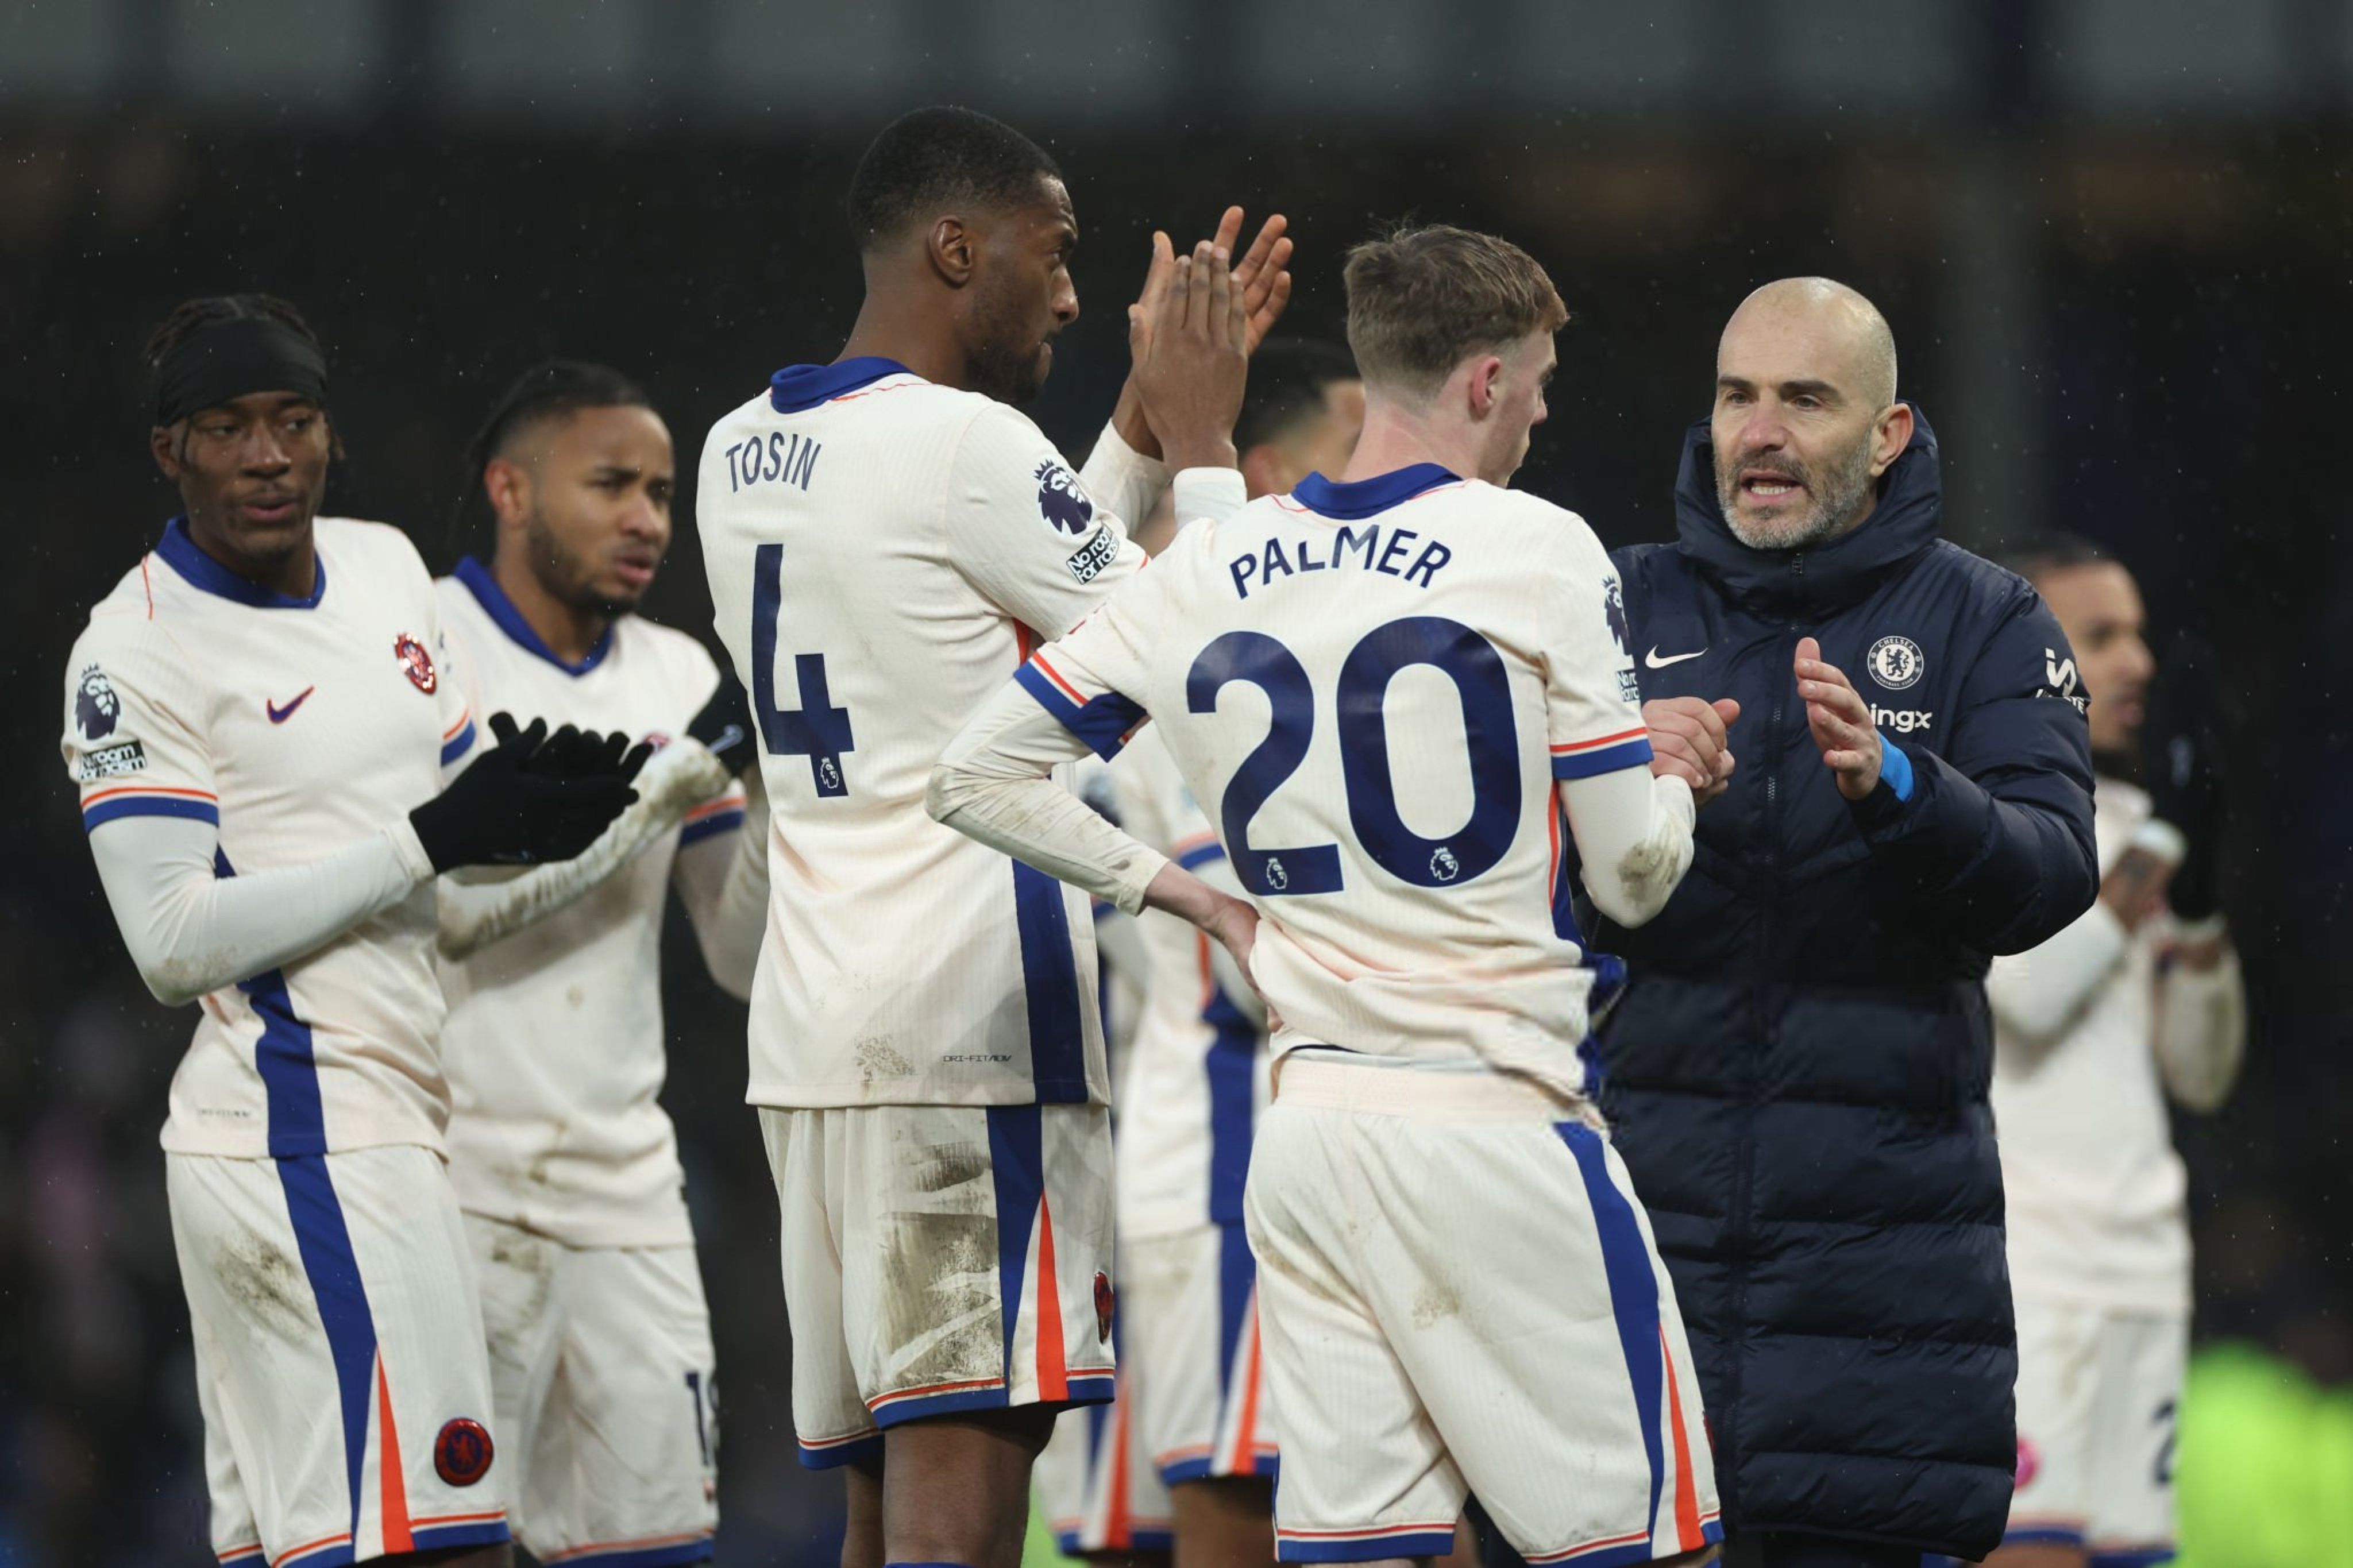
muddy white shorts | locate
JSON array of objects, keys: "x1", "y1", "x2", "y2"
[
  {"x1": 759, "y1": 1101, "x2": 1117, "y2": 1468},
  {"x1": 2003, "y1": 1293, "x2": 2187, "y2": 1567},
  {"x1": 1035, "y1": 1367, "x2": 1174, "y2": 1555},
  {"x1": 167, "y1": 1146, "x2": 510, "y2": 1568},
  {"x1": 1245, "y1": 1056, "x2": 1721, "y2": 1565},
  {"x1": 1125, "y1": 1221, "x2": 1278, "y2": 1489},
  {"x1": 466, "y1": 1215, "x2": 718, "y2": 1566}
]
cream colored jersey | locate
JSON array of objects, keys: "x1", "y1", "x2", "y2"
[
  {"x1": 1108, "y1": 729, "x2": 1268, "y2": 1239},
  {"x1": 61, "y1": 517, "x2": 477, "y2": 1157},
  {"x1": 1021, "y1": 465, "x2": 1651, "y2": 1099},
  {"x1": 1991, "y1": 779, "x2": 2192, "y2": 1312},
  {"x1": 697, "y1": 357, "x2": 1230, "y2": 1108},
  {"x1": 434, "y1": 560, "x2": 747, "y2": 1248}
]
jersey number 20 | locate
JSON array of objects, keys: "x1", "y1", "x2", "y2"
[{"x1": 1188, "y1": 616, "x2": 1520, "y2": 895}]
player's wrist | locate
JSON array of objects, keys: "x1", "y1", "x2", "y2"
[{"x1": 1162, "y1": 436, "x2": 1238, "y2": 473}]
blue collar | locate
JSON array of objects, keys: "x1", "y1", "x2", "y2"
[
  {"x1": 154, "y1": 516, "x2": 327, "y2": 609},
  {"x1": 454, "y1": 555, "x2": 614, "y2": 677},
  {"x1": 1290, "y1": 464, "x2": 1460, "y2": 520},
  {"x1": 769, "y1": 357, "x2": 916, "y2": 414}
]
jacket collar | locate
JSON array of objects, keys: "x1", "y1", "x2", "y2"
[{"x1": 1671, "y1": 404, "x2": 1942, "y2": 615}]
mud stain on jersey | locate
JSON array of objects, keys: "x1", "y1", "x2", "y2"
[
  {"x1": 215, "y1": 1229, "x2": 313, "y2": 1338},
  {"x1": 856, "y1": 1038, "x2": 915, "y2": 1084},
  {"x1": 1411, "y1": 1280, "x2": 1460, "y2": 1328}
]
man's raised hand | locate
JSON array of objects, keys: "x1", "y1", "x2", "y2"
[
  {"x1": 1116, "y1": 208, "x2": 1290, "y2": 458},
  {"x1": 1796, "y1": 637, "x2": 1884, "y2": 801},
  {"x1": 1129, "y1": 238, "x2": 1248, "y2": 473}
]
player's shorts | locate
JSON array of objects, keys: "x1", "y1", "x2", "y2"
[
  {"x1": 1245, "y1": 1055, "x2": 1722, "y2": 1565},
  {"x1": 760, "y1": 1100, "x2": 1117, "y2": 1467},
  {"x1": 1125, "y1": 1222, "x2": 1279, "y2": 1488},
  {"x1": 2004, "y1": 1293, "x2": 2188, "y2": 1567},
  {"x1": 1035, "y1": 1370, "x2": 1174, "y2": 1555},
  {"x1": 466, "y1": 1215, "x2": 718, "y2": 1566},
  {"x1": 167, "y1": 1146, "x2": 511, "y2": 1568}
]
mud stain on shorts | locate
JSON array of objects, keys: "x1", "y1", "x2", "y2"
[
  {"x1": 215, "y1": 1229, "x2": 313, "y2": 1339},
  {"x1": 878, "y1": 1137, "x2": 1002, "y2": 1393}
]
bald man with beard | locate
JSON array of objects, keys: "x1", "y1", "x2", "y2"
[{"x1": 1564, "y1": 279, "x2": 2100, "y2": 1567}]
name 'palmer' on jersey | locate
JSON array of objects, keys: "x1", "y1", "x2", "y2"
[
  {"x1": 700, "y1": 359, "x2": 1241, "y2": 1109},
  {"x1": 1016, "y1": 465, "x2": 1651, "y2": 1098}
]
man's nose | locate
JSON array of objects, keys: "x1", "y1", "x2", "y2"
[
  {"x1": 1054, "y1": 281, "x2": 1079, "y2": 326},
  {"x1": 622, "y1": 496, "x2": 670, "y2": 542},
  {"x1": 241, "y1": 428, "x2": 292, "y2": 472},
  {"x1": 1738, "y1": 409, "x2": 1789, "y2": 455}
]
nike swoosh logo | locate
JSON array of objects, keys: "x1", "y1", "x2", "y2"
[
  {"x1": 265, "y1": 686, "x2": 315, "y2": 724},
  {"x1": 1645, "y1": 647, "x2": 1707, "y2": 669}
]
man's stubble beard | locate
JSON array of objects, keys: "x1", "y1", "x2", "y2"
[
  {"x1": 526, "y1": 504, "x2": 638, "y2": 620},
  {"x1": 1717, "y1": 427, "x2": 1879, "y2": 551}
]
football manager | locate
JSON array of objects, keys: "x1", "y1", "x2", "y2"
[{"x1": 1572, "y1": 277, "x2": 2099, "y2": 1567}]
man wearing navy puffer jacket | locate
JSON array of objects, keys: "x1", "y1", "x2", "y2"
[{"x1": 1570, "y1": 279, "x2": 2099, "y2": 1568}]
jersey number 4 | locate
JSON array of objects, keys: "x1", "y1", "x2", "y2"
[
  {"x1": 1190, "y1": 616, "x2": 1520, "y2": 896},
  {"x1": 751, "y1": 542, "x2": 854, "y2": 796}
]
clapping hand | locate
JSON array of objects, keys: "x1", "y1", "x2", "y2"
[{"x1": 1796, "y1": 638, "x2": 1884, "y2": 801}]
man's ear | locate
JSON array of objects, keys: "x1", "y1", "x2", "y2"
[
  {"x1": 483, "y1": 455, "x2": 532, "y2": 531},
  {"x1": 1870, "y1": 400, "x2": 1915, "y2": 477},
  {"x1": 927, "y1": 215, "x2": 977, "y2": 288},
  {"x1": 1240, "y1": 443, "x2": 1289, "y2": 499},
  {"x1": 149, "y1": 424, "x2": 182, "y2": 480},
  {"x1": 1464, "y1": 355, "x2": 1506, "y2": 419}
]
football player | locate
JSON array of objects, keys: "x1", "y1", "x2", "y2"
[
  {"x1": 927, "y1": 226, "x2": 1722, "y2": 1567},
  {"x1": 434, "y1": 360, "x2": 769, "y2": 1568},
  {"x1": 62, "y1": 295, "x2": 642, "y2": 1568},
  {"x1": 695, "y1": 106, "x2": 1289, "y2": 1568}
]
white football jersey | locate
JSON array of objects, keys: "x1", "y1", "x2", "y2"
[
  {"x1": 1022, "y1": 465, "x2": 1650, "y2": 1098},
  {"x1": 61, "y1": 517, "x2": 477, "y2": 1157},
  {"x1": 699, "y1": 358, "x2": 1186, "y2": 1108},
  {"x1": 1991, "y1": 779, "x2": 2191, "y2": 1311},
  {"x1": 434, "y1": 559, "x2": 746, "y2": 1248},
  {"x1": 1108, "y1": 729, "x2": 1270, "y2": 1239}
]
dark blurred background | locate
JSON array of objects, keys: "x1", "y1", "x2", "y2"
[{"x1": 2, "y1": 1, "x2": 2347, "y2": 1563}]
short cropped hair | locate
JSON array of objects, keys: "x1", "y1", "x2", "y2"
[
  {"x1": 848, "y1": 106, "x2": 1062, "y2": 251},
  {"x1": 1998, "y1": 531, "x2": 2109, "y2": 587},
  {"x1": 1237, "y1": 338, "x2": 1359, "y2": 454},
  {"x1": 467, "y1": 360, "x2": 651, "y2": 475},
  {"x1": 1343, "y1": 225, "x2": 1568, "y2": 393}
]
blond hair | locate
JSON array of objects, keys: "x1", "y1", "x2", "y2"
[{"x1": 1343, "y1": 225, "x2": 1568, "y2": 394}]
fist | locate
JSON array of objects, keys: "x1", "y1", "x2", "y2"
[{"x1": 1644, "y1": 696, "x2": 1741, "y2": 806}]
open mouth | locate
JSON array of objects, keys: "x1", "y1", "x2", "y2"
[{"x1": 1741, "y1": 469, "x2": 1807, "y2": 504}]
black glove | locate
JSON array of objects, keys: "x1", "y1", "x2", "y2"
[
  {"x1": 2140, "y1": 632, "x2": 2224, "y2": 920},
  {"x1": 410, "y1": 713, "x2": 649, "y2": 872},
  {"x1": 687, "y1": 669, "x2": 758, "y2": 777}
]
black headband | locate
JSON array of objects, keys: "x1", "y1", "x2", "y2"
[{"x1": 153, "y1": 316, "x2": 330, "y2": 426}]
